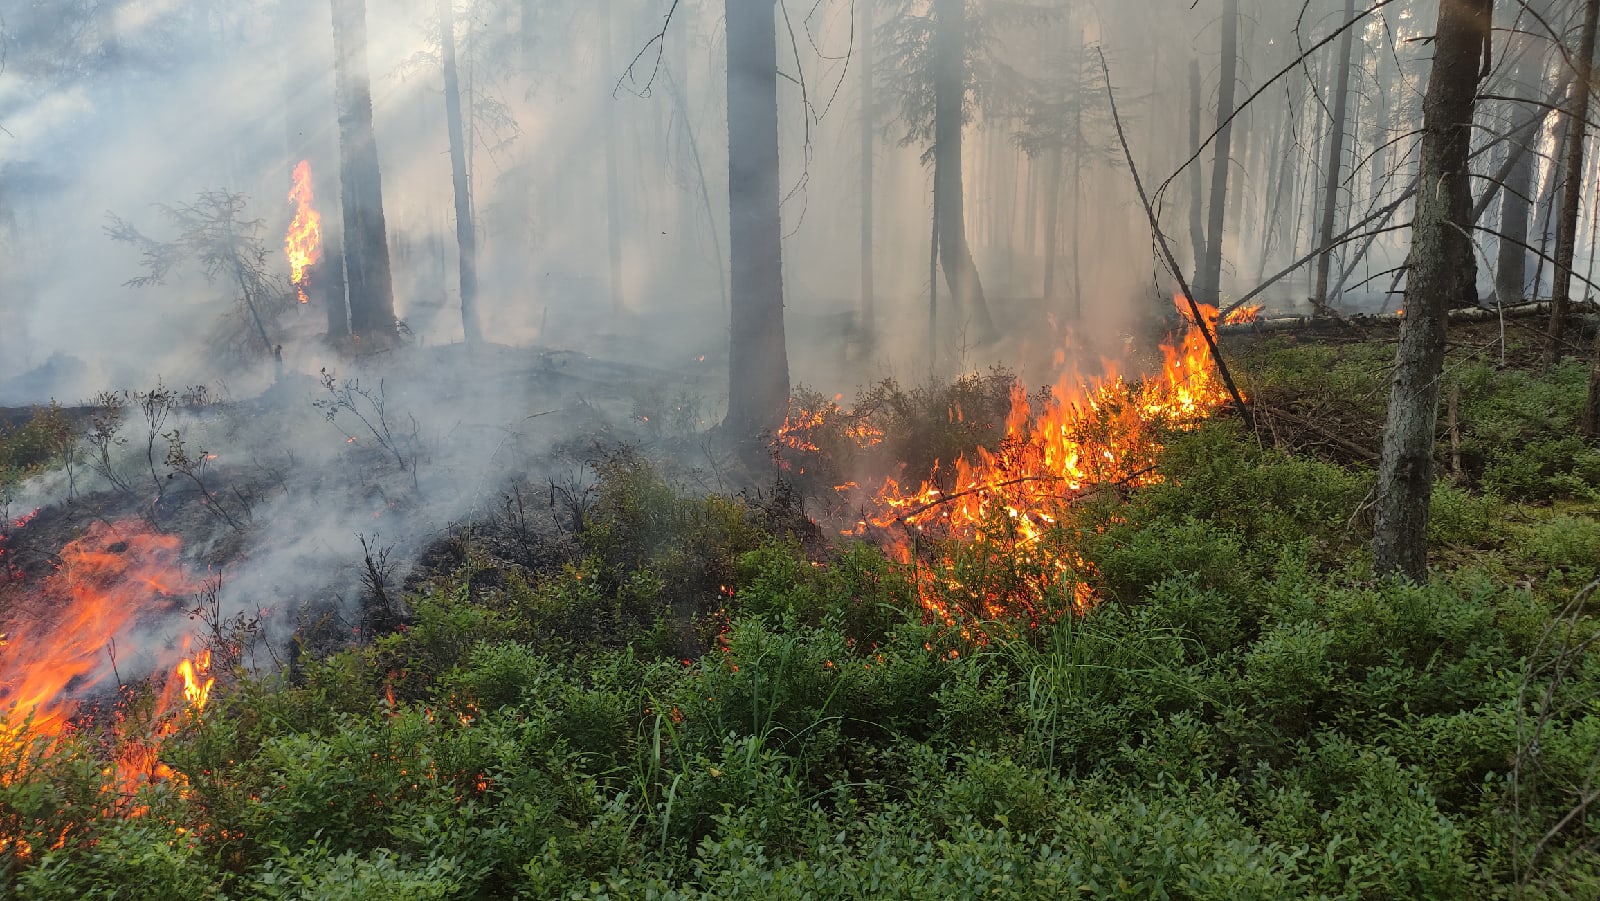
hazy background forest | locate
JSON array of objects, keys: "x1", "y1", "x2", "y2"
[{"x1": 0, "y1": 0, "x2": 1562, "y2": 402}]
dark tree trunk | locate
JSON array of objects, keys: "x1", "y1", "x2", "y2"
[
  {"x1": 279, "y1": 0, "x2": 347, "y2": 339},
  {"x1": 438, "y1": 0, "x2": 480, "y2": 345},
  {"x1": 322, "y1": 232, "x2": 349, "y2": 338},
  {"x1": 1312, "y1": 0, "x2": 1357, "y2": 314},
  {"x1": 860, "y1": 0, "x2": 876, "y2": 342},
  {"x1": 1198, "y1": 0, "x2": 1238, "y2": 304},
  {"x1": 1373, "y1": 0, "x2": 1489, "y2": 580},
  {"x1": 933, "y1": 0, "x2": 995, "y2": 341},
  {"x1": 329, "y1": 0, "x2": 398, "y2": 345},
  {"x1": 1547, "y1": 0, "x2": 1600, "y2": 366},
  {"x1": 723, "y1": 0, "x2": 789, "y2": 438}
]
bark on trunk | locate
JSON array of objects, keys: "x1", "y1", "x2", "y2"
[
  {"x1": 932, "y1": 0, "x2": 995, "y2": 341},
  {"x1": 329, "y1": 0, "x2": 398, "y2": 345},
  {"x1": 1546, "y1": 0, "x2": 1600, "y2": 365},
  {"x1": 438, "y1": 0, "x2": 481, "y2": 345},
  {"x1": 723, "y1": 0, "x2": 789, "y2": 438},
  {"x1": 1197, "y1": 0, "x2": 1238, "y2": 304},
  {"x1": 1372, "y1": 0, "x2": 1489, "y2": 580},
  {"x1": 322, "y1": 232, "x2": 349, "y2": 338},
  {"x1": 1312, "y1": 0, "x2": 1357, "y2": 314}
]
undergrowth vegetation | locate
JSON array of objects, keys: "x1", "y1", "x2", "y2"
[{"x1": 6, "y1": 332, "x2": 1600, "y2": 898}]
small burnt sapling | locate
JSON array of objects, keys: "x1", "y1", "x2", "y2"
[{"x1": 314, "y1": 368, "x2": 422, "y2": 490}]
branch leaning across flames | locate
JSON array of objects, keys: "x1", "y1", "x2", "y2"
[
  {"x1": 0, "y1": 519, "x2": 213, "y2": 855},
  {"x1": 783, "y1": 302, "x2": 1249, "y2": 632},
  {"x1": 285, "y1": 160, "x2": 324, "y2": 304}
]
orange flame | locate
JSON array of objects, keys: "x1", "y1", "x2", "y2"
[
  {"x1": 856, "y1": 303, "x2": 1238, "y2": 629},
  {"x1": 1222, "y1": 303, "x2": 1262, "y2": 325},
  {"x1": 0, "y1": 520, "x2": 212, "y2": 816},
  {"x1": 285, "y1": 160, "x2": 323, "y2": 304}
]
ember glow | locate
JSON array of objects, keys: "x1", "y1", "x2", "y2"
[
  {"x1": 0, "y1": 520, "x2": 211, "y2": 811},
  {"x1": 284, "y1": 159, "x2": 323, "y2": 303},
  {"x1": 1222, "y1": 303, "x2": 1263, "y2": 325},
  {"x1": 855, "y1": 306, "x2": 1238, "y2": 628}
]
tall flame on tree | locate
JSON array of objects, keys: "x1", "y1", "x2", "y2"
[{"x1": 285, "y1": 160, "x2": 323, "y2": 303}]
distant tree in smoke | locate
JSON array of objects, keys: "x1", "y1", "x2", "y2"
[
  {"x1": 1010, "y1": 12, "x2": 1112, "y2": 320},
  {"x1": 875, "y1": 0, "x2": 1052, "y2": 348},
  {"x1": 104, "y1": 191, "x2": 290, "y2": 372}
]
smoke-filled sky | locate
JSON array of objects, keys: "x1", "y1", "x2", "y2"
[
  {"x1": 6, "y1": 0, "x2": 1596, "y2": 409},
  {"x1": 0, "y1": 0, "x2": 1460, "y2": 404}
]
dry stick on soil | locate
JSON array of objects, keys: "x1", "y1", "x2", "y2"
[
  {"x1": 1097, "y1": 48, "x2": 1253, "y2": 432},
  {"x1": 1256, "y1": 405, "x2": 1378, "y2": 462}
]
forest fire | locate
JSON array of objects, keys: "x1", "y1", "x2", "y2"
[
  {"x1": 1222, "y1": 303, "x2": 1262, "y2": 325},
  {"x1": 285, "y1": 159, "x2": 323, "y2": 303},
  {"x1": 859, "y1": 305, "x2": 1238, "y2": 628},
  {"x1": 0, "y1": 520, "x2": 210, "y2": 808}
]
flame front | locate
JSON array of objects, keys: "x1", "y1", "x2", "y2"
[
  {"x1": 837, "y1": 302, "x2": 1239, "y2": 629},
  {"x1": 285, "y1": 160, "x2": 323, "y2": 303},
  {"x1": 0, "y1": 520, "x2": 213, "y2": 854}
]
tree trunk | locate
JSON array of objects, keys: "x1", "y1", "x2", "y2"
[
  {"x1": 1257, "y1": 100, "x2": 1291, "y2": 284},
  {"x1": 1198, "y1": 0, "x2": 1238, "y2": 304},
  {"x1": 1532, "y1": 106, "x2": 1569, "y2": 301},
  {"x1": 1188, "y1": 58, "x2": 1205, "y2": 282},
  {"x1": 322, "y1": 232, "x2": 349, "y2": 338},
  {"x1": 723, "y1": 0, "x2": 789, "y2": 438},
  {"x1": 1041, "y1": 145, "x2": 1063, "y2": 302},
  {"x1": 860, "y1": 0, "x2": 876, "y2": 342},
  {"x1": 929, "y1": 187, "x2": 940, "y2": 359},
  {"x1": 1312, "y1": 0, "x2": 1357, "y2": 314},
  {"x1": 438, "y1": 0, "x2": 481, "y2": 345},
  {"x1": 600, "y1": 0, "x2": 625, "y2": 312},
  {"x1": 1494, "y1": 66, "x2": 1538, "y2": 307},
  {"x1": 1373, "y1": 0, "x2": 1489, "y2": 580},
  {"x1": 933, "y1": 0, "x2": 995, "y2": 341},
  {"x1": 280, "y1": 0, "x2": 348, "y2": 339},
  {"x1": 1546, "y1": 0, "x2": 1600, "y2": 365},
  {"x1": 329, "y1": 0, "x2": 398, "y2": 345}
]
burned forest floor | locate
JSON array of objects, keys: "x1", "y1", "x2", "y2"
[{"x1": 6, "y1": 323, "x2": 1600, "y2": 898}]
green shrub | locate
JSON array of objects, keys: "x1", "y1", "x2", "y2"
[{"x1": 16, "y1": 818, "x2": 221, "y2": 900}]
